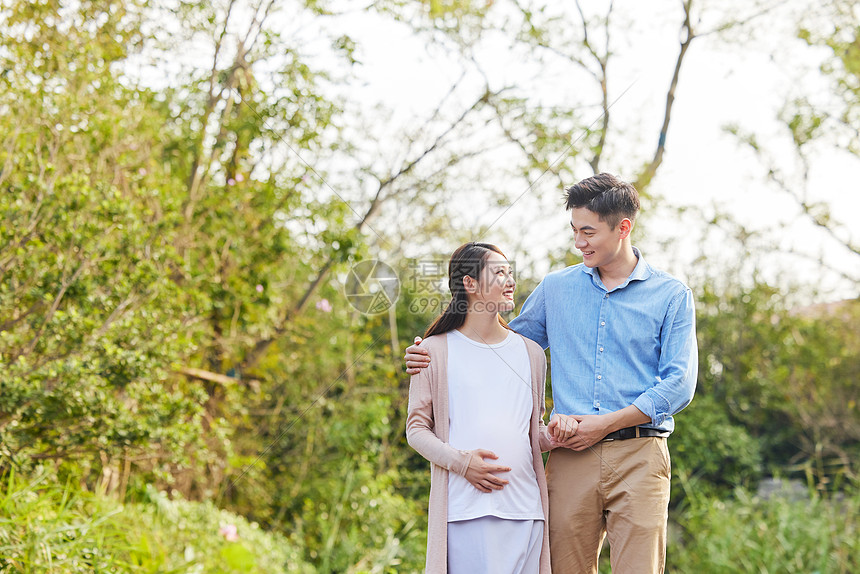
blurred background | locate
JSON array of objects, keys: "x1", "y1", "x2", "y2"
[{"x1": 0, "y1": 0, "x2": 857, "y2": 572}]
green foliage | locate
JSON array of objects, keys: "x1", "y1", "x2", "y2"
[
  {"x1": 671, "y1": 394, "x2": 762, "y2": 504},
  {"x1": 0, "y1": 0, "x2": 205, "y2": 477},
  {"x1": 1, "y1": 0, "x2": 432, "y2": 565},
  {"x1": 797, "y1": 0, "x2": 860, "y2": 153},
  {"x1": 0, "y1": 177, "x2": 202, "y2": 469},
  {"x1": 694, "y1": 276, "x2": 860, "y2": 486},
  {"x1": 132, "y1": 486, "x2": 313, "y2": 574},
  {"x1": 0, "y1": 469, "x2": 313, "y2": 573},
  {"x1": 670, "y1": 485, "x2": 860, "y2": 573},
  {"x1": 220, "y1": 304, "x2": 430, "y2": 571}
]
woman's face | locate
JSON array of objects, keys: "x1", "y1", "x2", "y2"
[{"x1": 470, "y1": 251, "x2": 516, "y2": 313}]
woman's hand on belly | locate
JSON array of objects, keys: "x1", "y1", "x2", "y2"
[{"x1": 464, "y1": 449, "x2": 511, "y2": 493}]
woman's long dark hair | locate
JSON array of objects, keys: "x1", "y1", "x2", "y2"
[{"x1": 423, "y1": 242, "x2": 512, "y2": 338}]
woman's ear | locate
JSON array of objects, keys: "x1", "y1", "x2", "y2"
[{"x1": 462, "y1": 275, "x2": 477, "y2": 294}]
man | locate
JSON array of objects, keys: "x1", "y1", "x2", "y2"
[{"x1": 405, "y1": 173, "x2": 698, "y2": 573}]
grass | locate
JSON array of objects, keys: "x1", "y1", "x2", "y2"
[
  {"x1": 669, "y1": 484, "x2": 860, "y2": 573},
  {"x1": 0, "y1": 469, "x2": 313, "y2": 573},
  {"x1": 2, "y1": 467, "x2": 857, "y2": 573}
]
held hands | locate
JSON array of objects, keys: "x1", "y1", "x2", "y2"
[
  {"x1": 404, "y1": 336, "x2": 430, "y2": 375},
  {"x1": 464, "y1": 449, "x2": 511, "y2": 493},
  {"x1": 551, "y1": 414, "x2": 610, "y2": 451},
  {"x1": 547, "y1": 413, "x2": 579, "y2": 447}
]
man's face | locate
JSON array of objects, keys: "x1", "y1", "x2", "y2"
[{"x1": 569, "y1": 207, "x2": 624, "y2": 269}]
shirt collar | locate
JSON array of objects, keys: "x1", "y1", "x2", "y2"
[
  {"x1": 582, "y1": 246, "x2": 653, "y2": 289},
  {"x1": 629, "y1": 246, "x2": 652, "y2": 282}
]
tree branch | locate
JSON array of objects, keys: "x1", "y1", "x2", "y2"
[
  {"x1": 587, "y1": 0, "x2": 613, "y2": 173},
  {"x1": 239, "y1": 89, "x2": 493, "y2": 371},
  {"x1": 765, "y1": 161, "x2": 860, "y2": 259},
  {"x1": 635, "y1": 0, "x2": 696, "y2": 191},
  {"x1": 176, "y1": 366, "x2": 259, "y2": 388}
]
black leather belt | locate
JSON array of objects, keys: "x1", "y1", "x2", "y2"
[{"x1": 602, "y1": 426, "x2": 670, "y2": 441}]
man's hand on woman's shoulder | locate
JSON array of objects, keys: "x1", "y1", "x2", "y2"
[{"x1": 404, "y1": 336, "x2": 431, "y2": 375}]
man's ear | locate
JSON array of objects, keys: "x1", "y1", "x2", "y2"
[{"x1": 618, "y1": 218, "x2": 633, "y2": 240}]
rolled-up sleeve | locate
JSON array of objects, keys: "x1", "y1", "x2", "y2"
[{"x1": 633, "y1": 288, "x2": 698, "y2": 426}]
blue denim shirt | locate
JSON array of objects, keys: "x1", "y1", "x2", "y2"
[{"x1": 509, "y1": 248, "x2": 697, "y2": 433}]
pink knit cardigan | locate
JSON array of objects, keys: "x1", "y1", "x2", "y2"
[{"x1": 406, "y1": 332, "x2": 553, "y2": 574}]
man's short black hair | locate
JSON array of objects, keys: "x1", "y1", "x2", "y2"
[{"x1": 564, "y1": 173, "x2": 640, "y2": 229}]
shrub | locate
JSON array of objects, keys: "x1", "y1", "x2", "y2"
[
  {"x1": 670, "y1": 486, "x2": 860, "y2": 573},
  {"x1": 0, "y1": 470, "x2": 313, "y2": 573}
]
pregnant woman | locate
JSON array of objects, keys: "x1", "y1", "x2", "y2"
[{"x1": 406, "y1": 242, "x2": 575, "y2": 574}]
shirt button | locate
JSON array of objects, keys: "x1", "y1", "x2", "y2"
[
  {"x1": 601, "y1": 321, "x2": 606, "y2": 326},
  {"x1": 597, "y1": 375, "x2": 602, "y2": 380},
  {"x1": 599, "y1": 347, "x2": 604, "y2": 352},
  {"x1": 594, "y1": 401, "x2": 600, "y2": 408},
  {"x1": 605, "y1": 293, "x2": 609, "y2": 298}
]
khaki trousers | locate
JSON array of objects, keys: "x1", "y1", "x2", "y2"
[{"x1": 546, "y1": 437, "x2": 671, "y2": 574}]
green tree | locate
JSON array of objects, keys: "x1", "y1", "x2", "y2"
[
  {"x1": 685, "y1": 219, "x2": 859, "y2": 492},
  {"x1": 0, "y1": 0, "x2": 204, "y2": 489}
]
